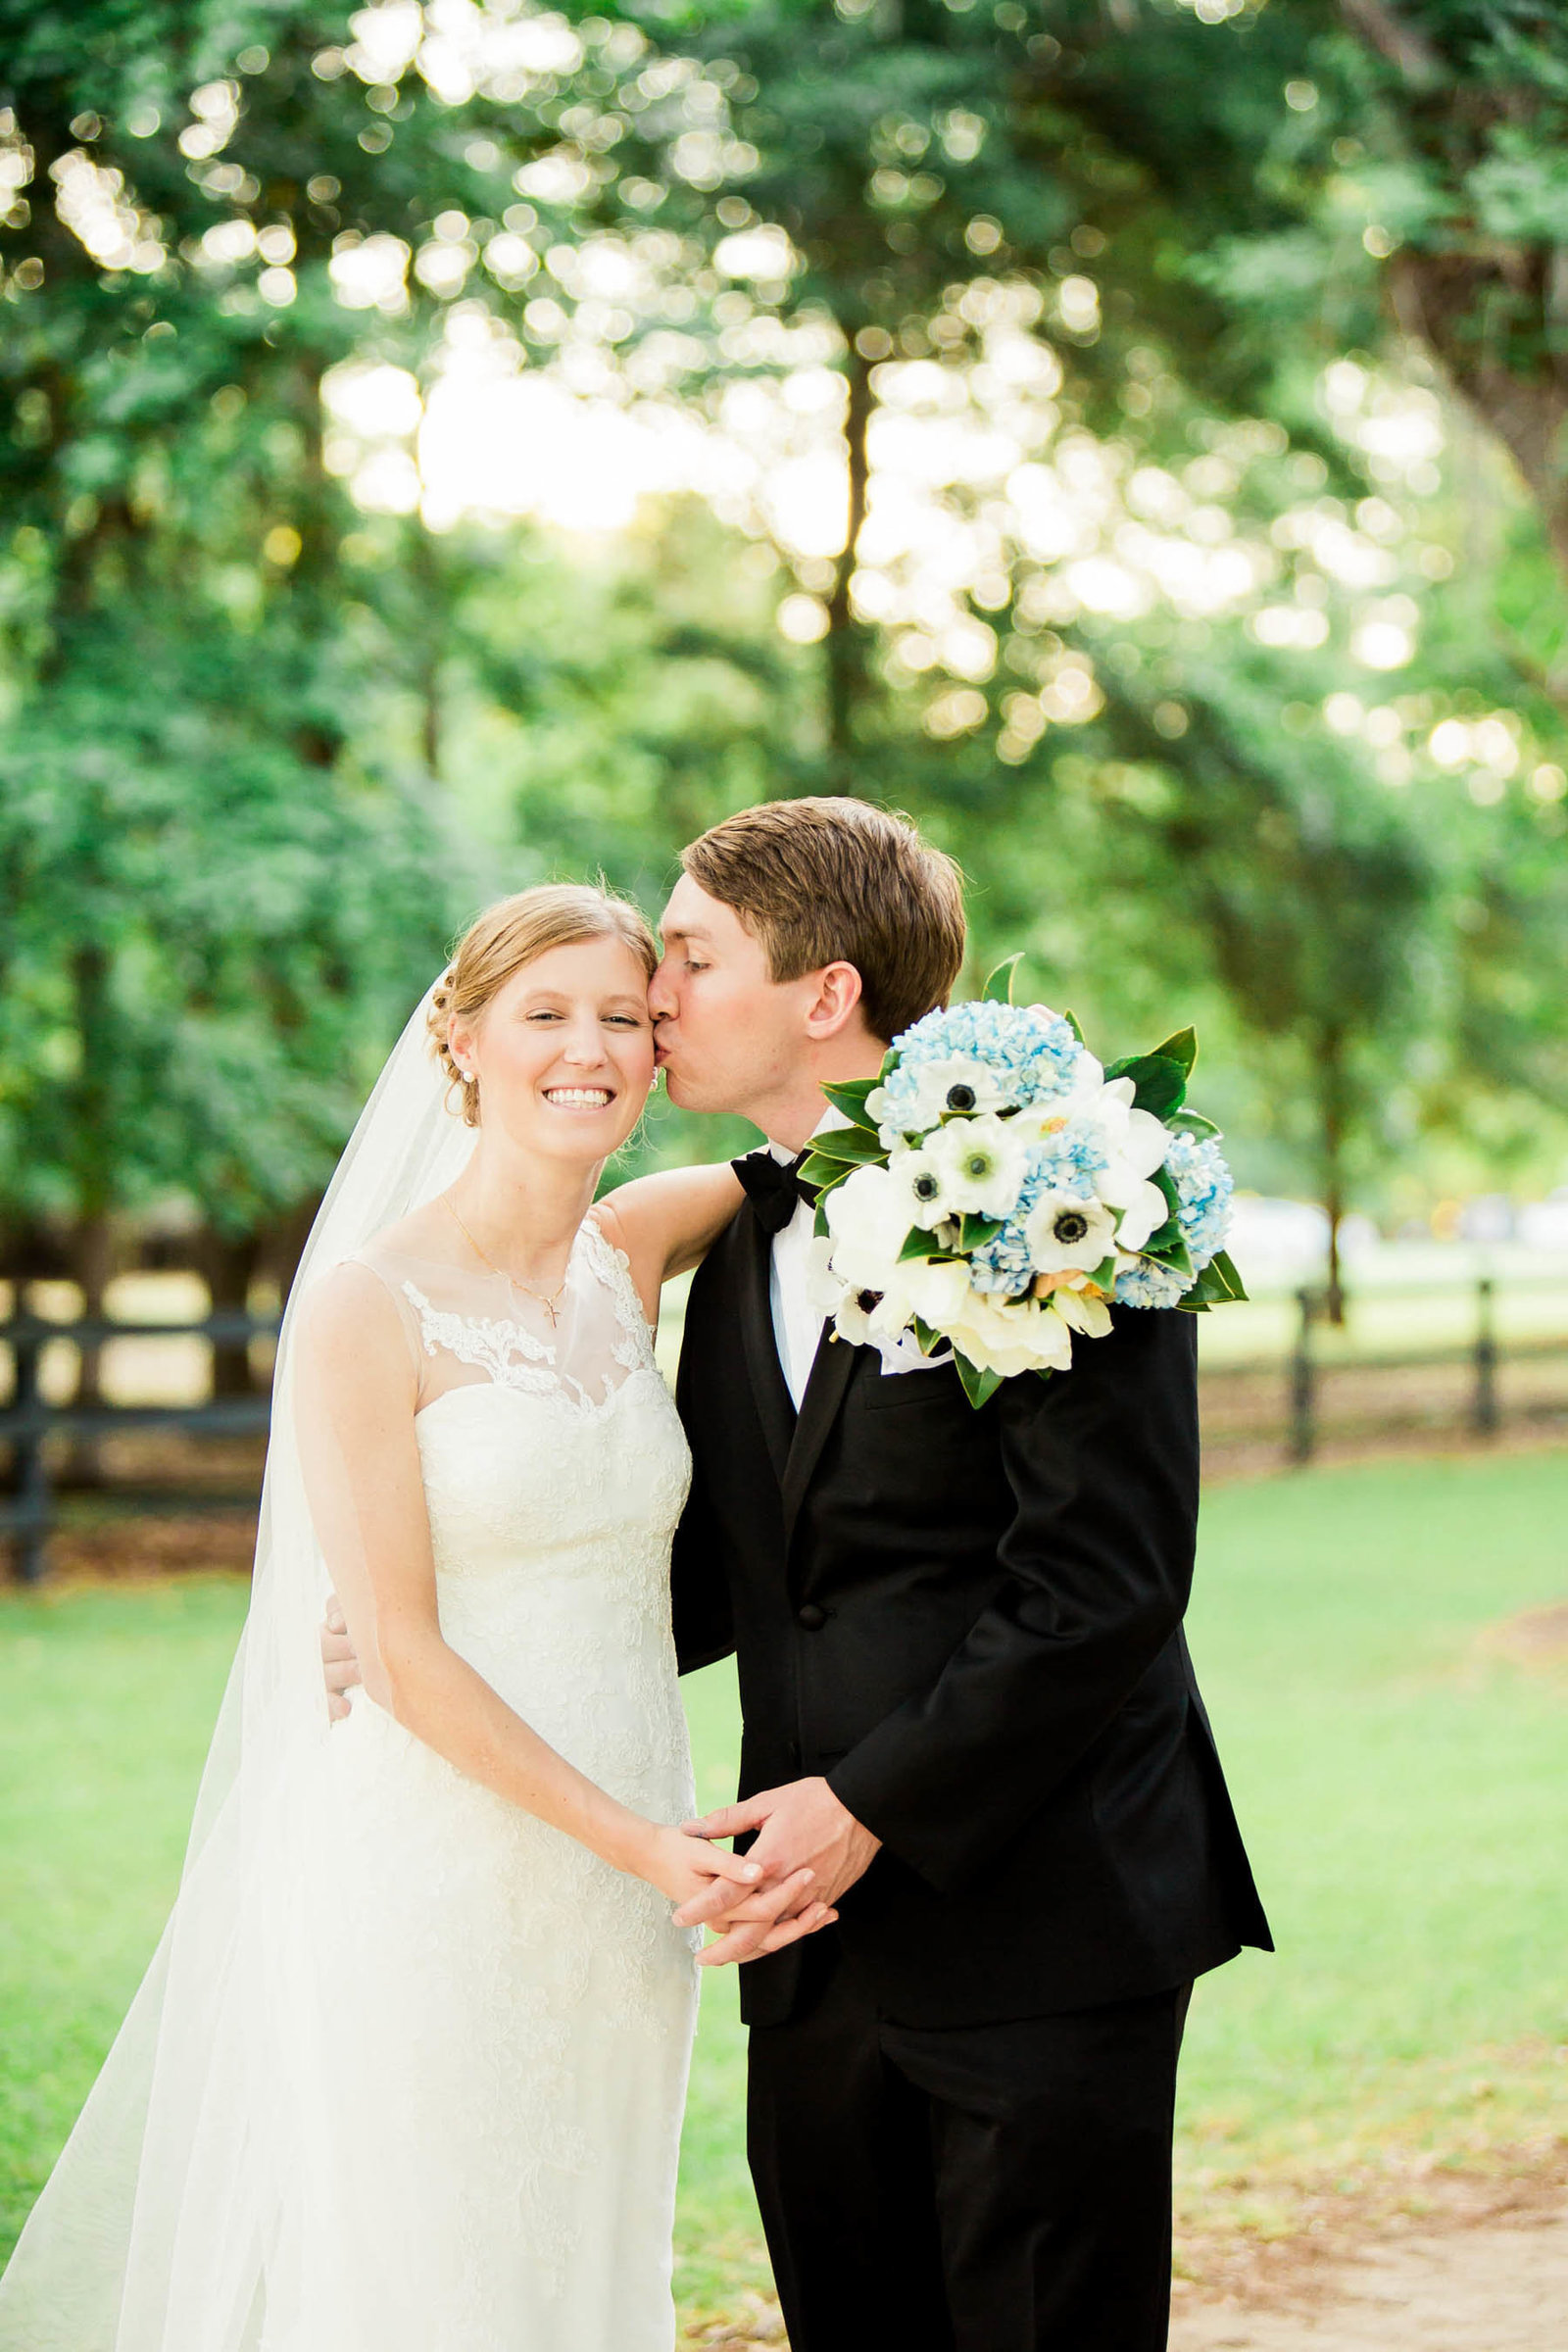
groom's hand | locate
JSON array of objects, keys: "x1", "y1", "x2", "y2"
[
  {"x1": 319, "y1": 1595, "x2": 361, "y2": 1723},
  {"x1": 674, "y1": 1778, "x2": 880, "y2": 1965}
]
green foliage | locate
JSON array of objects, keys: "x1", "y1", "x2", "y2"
[
  {"x1": 1103, "y1": 1050, "x2": 1189, "y2": 1120},
  {"x1": 1, "y1": 0, "x2": 1566, "y2": 1255},
  {"x1": 953, "y1": 1350, "x2": 1003, "y2": 1409}
]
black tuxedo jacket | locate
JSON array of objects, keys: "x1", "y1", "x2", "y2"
[{"x1": 671, "y1": 1200, "x2": 1273, "y2": 2031}]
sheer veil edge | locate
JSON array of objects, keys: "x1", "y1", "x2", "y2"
[{"x1": 0, "y1": 989, "x2": 475, "y2": 2352}]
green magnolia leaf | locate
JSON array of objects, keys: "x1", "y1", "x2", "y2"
[
  {"x1": 981, "y1": 951, "x2": 1025, "y2": 1005},
  {"x1": 1179, "y1": 1260, "x2": 1230, "y2": 1306},
  {"x1": 1061, "y1": 1007, "x2": 1086, "y2": 1044},
  {"x1": 1102, "y1": 1052, "x2": 1188, "y2": 1119},
  {"x1": 911, "y1": 1317, "x2": 946, "y2": 1354},
  {"x1": 1089, "y1": 1254, "x2": 1118, "y2": 1290},
  {"x1": 1144, "y1": 1233, "x2": 1195, "y2": 1279},
  {"x1": 954, "y1": 1350, "x2": 1004, "y2": 1409},
  {"x1": 802, "y1": 1126, "x2": 888, "y2": 1168},
  {"x1": 899, "y1": 1228, "x2": 956, "y2": 1263},
  {"x1": 1175, "y1": 1297, "x2": 1211, "y2": 1314},
  {"x1": 1208, "y1": 1248, "x2": 1249, "y2": 1301},
  {"x1": 1167, "y1": 1108, "x2": 1220, "y2": 1140},
  {"x1": 957, "y1": 1211, "x2": 1004, "y2": 1249},
  {"x1": 1151, "y1": 1026, "x2": 1198, "y2": 1077},
  {"x1": 799, "y1": 1151, "x2": 857, "y2": 1196},
  {"x1": 821, "y1": 1076, "x2": 881, "y2": 1131}
]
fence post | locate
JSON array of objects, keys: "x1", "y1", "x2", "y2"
[
  {"x1": 1472, "y1": 1277, "x2": 1498, "y2": 1438},
  {"x1": 1289, "y1": 1287, "x2": 1317, "y2": 1465},
  {"x1": 10, "y1": 1313, "x2": 52, "y2": 1585}
]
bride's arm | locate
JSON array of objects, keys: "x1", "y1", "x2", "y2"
[
  {"x1": 294, "y1": 1263, "x2": 811, "y2": 1922},
  {"x1": 596, "y1": 1161, "x2": 744, "y2": 1308}
]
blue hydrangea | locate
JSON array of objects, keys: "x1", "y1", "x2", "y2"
[
  {"x1": 877, "y1": 1000, "x2": 1084, "y2": 1134},
  {"x1": 1029, "y1": 1116, "x2": 1110, "y2": 1200},
  {"x1": 1113, "y1": 1258, "x2": 1190, "y2": 1309},
  {"x1": 1164, "y1": 1131, "x2": 1233, "y2": 1272},
  {"x1": 968, "y1": 1223, "x2": 1035, "y2": 1296},
  {"x1": 967, "y1": 1118, "x2": 1111, "y2": 1297}
]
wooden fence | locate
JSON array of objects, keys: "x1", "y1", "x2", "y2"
[
  {"x1": 4, "y1": 1275, "x2": 1568, "y2": 1582},
  {"x1": 1198, "y1": 1275, "x2": 1568, "y2": 1471},
  {"x1": 1, "y1": 1301, "x2": 279, "y2": 1584}
]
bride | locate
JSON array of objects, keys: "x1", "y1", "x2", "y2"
[{"x1": 0, "y1": 884, "x2": 835, "y2": 2352}]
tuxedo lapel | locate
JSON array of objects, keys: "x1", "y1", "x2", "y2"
[
  {"x1": 781, "y1": 1323, "x2": 856, "y2": 1544},
  {"x1": 736, "y1": 1208, "x2": 796, "y2": 1488}
]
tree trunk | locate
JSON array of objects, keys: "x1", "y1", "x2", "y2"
[
  {"x1": 63, "y1": 938, "x2": 115, "y2": 1484},
  {"x1": 1390, "y1": 251, "x2": 1568, "y2": 590},
  {"x1": 824, "y1": 343, "x2": 876, "y2": 781},
  {"x1": 1316, "y1": 1024, "x2": 1349, "y2": 1328}
]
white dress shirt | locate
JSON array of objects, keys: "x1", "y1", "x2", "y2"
[
  {"x1": 765, "y1": 1126, "x2": 833, "y2": 1413},
  {"x1": 761, "y1": 1110, "x2": 953, "y2": 1407}
]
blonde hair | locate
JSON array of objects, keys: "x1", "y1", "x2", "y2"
[{"x1": 426, "y1": 884, "x2": 658, "y2": 1126}]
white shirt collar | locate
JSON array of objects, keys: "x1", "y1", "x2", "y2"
[{"x1": 766, "y1": 1104, "x2": 848, "y2": 1164}]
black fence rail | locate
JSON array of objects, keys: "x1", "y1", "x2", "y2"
[
  {"x1": 1200, "y1": 1275, "x2": 1568, "y2": 1467},
  {"x1": 4, "y1": 1276, "x2": 1567, "y2": 1582},
  {"x1": 1, "y1": 1304, "x2": 280, "y2": 1584}
]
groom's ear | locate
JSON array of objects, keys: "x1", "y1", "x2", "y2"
[{"x1": 802, "y1": 960, "x2": 866, "y2": 1040}]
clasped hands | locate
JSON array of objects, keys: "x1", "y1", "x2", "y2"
[
  {"x1": 673, "y1": 1780, "x2": 881, "y2": 1968},
  {"x1": 319, "y1": 1602, "x2": 876, "y2": 1967}
]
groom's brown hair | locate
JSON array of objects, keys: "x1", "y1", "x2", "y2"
[{"x1": 682, "y1": 797, "x2": 965, "y2": 1044}]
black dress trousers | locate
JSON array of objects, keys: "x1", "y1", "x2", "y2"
[{"x1": 746, "y1": 1945, "x2": 1191, "y2": 2352}]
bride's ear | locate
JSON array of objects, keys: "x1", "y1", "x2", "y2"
[
  {"x1": 803, "y1": 960, "x2": 865, "y2": 1042},
  {"x1": 447, "y1": 1014, "x2": 477, "y2": 1083}
]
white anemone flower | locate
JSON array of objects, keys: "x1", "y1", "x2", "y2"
[
  {"x1": 887, "y1": 1144, "x2": 952, "y2": 1229},
  {"x1": 946, "y1": 1286, "x2": 1076, "y2": 1378},
  {"x1": 925, "y1": 1112, "x2": 1030, "y2": 1220},
  {"x1": 1023, "y1": 1190, "x2": 1117, "y2": 1274},
  {"x1": 811, "y1": 1228, "x2": 968, "y2": 1353},
  {"x1": 867, "y1": 1054, "x2": 1012, "y2": 1142}
]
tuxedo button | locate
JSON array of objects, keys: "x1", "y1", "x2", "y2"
[{"x1": 796, "y1": 1602, "x2": 827, "y2": 1631}]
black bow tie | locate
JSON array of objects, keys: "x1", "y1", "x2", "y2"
[{"x1": 732, "y1": 1151, "x2": 817, "y2": 1235}]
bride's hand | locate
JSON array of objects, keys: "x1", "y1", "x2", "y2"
[{"x1": 637, "y1": 1823, "x2": 806, "y2": 1914}]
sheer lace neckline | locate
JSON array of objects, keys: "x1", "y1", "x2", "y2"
[{"x1": 356, "y1": 1212, "x2": 656, "y2": 1419}]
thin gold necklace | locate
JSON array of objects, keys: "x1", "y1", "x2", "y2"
[{"x1": 443, "y1": 1196, "x2": 569, "y2": 1328}]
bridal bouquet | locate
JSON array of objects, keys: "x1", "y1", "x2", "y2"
[{"x1": 803, "y1": 961, "x2": 1246, "y2": 1407}]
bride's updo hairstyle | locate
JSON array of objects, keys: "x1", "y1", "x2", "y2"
[{"x1": 426, "y1": 883, "x2": 658, "y2": 1126}]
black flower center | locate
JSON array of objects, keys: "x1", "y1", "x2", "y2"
[
  {"x1": 912, "y1": 1173, "x2": 941, "y2": 1201},
  {"x1": 856, "y1": 1289, "x2": 882, "y2": 1313},
  {"x1": 1053, "y1": 1210, "x2": 1090, "y2": 1245},
  {"x1": 945, "y1": 1083, "x2": 977, "y2": 1112}
]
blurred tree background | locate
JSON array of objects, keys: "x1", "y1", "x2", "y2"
[{"x1": 4, "y1": 0, "x2": 1568, "y2": 1303}]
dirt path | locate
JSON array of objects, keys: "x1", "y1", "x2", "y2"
[
  {"x1": 689, "y1": 2180, "x2": 1568, "y2": 2349},
  {"x1": 1171, "y1": 2196, "x2": 1568, "y2": 2350}
]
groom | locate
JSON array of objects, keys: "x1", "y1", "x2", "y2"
[{"x1": 652, "y1": 797, "x2": 1270, "y2": 2352}]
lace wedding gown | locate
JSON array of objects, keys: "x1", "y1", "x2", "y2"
[
  {"x1": 264, "y1": 1214, "x2": 699, "y2": 2351},
  {"x1": 0, "y1": 979, "x2": 701, "y2": 2352}
]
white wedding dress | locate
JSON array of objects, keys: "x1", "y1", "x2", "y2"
[{"x1": 272, "y1": 1216, "x2": 700, "y2": 2350}]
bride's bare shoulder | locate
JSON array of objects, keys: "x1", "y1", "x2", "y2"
[{"x1": 357, "y1": 1200, "x2": 466, "y2": 1269}]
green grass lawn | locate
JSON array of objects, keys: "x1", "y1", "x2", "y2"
[{"x1": 3, "y1": 1450, "x2": 1565, "y2": 2323}]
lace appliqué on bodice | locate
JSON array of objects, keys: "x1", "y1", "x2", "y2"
[{"x1": 399, "y1": 1216, "x2": 652, "y2": 1414}]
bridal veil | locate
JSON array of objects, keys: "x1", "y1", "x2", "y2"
[{"x1": 0, "y1": 991, "x2": 474, "y2": 2351}]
